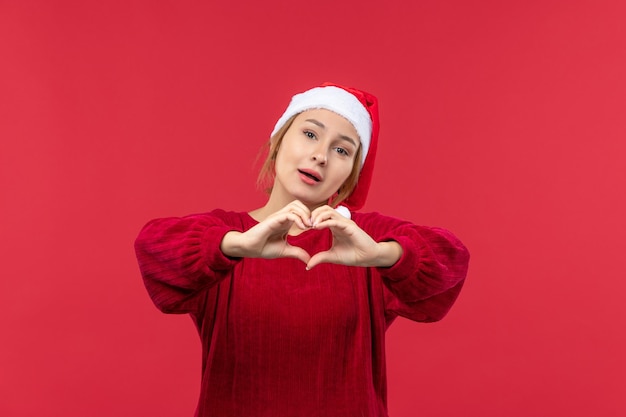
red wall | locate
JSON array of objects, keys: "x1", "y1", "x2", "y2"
[{"x1": 1, "y1": 1, "x2": 625, "y2": 416}]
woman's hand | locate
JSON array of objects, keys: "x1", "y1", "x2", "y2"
[
  {"x1": 220, "y1": 200, "x2": 312, "y2": 264},
  {"x1": 306, "y1": 205, "x2": 403, "y2": 270},
  {"x1": 220, "y1": 202, "x2": 402, "y2": 269}
]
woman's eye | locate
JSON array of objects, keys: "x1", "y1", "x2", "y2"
[
  {"x1": 304, "y1": 130, "x2": 316, "y2": 139},
  {"x1": 334, "y1": 147, "x2": 349, "y2": 156}
]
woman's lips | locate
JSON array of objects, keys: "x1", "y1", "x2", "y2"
[{"x1": 298, "y1": 169, "x2": 322, "y2": 184}]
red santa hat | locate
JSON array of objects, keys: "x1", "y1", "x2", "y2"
[{"x1": 271, "y1": 82, "x2": 379, "y2": 216}]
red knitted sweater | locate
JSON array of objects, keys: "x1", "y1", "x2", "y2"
[{"x1": 134, "y1": 209, "x2": 469, "y2": 417}]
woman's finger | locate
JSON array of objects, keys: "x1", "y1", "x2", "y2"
[
  {"x1": 284, "y1": 212, "x2": 309, "y2": 230},
  {"x1": 281, "y1": 201, "x2": 312, "y2": 227},
  {"x1": 306, "y1": 250, "x2": 336, "y2": 270},
  {"x1": 310, "y1": 219, "x2": 350, "y2": 232},
  {"x1": 310, "y1": 205, "x2": 341, "y2": 227},
  {"x1": 282, "y1": 244, "x2": 311, "y2": 265}
]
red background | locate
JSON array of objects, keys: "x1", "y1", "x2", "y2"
[{"x1": 1, "y1": 1, "x2": 625, "y2": 416}]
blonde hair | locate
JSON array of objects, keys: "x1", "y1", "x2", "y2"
[{"x1": 257, "y1": 114, "x2": 362, "y2": 207}]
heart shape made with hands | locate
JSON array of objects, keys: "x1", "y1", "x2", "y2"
[
  {"x1": 283, "y1": 230, "x2": 339, "y2": 270},
  {"x1": 274, "y1": 221, "x2": 397, "y2": 271},
  {"x1": 224, "y1": 203, "x2": 401, "y2": 270},
  {"x1": 282, "y1": 229, "x2": 400, "y2": 271}
]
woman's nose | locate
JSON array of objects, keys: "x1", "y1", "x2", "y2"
[{"x1": 311, "y1": 149, "x2": 327, "y2": 165}]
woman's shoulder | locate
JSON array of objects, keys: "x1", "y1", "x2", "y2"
[
  {"x1": 351, "y1": 210, "x2": 408, "y2": 225},
  {"x1": 350, "y1": 210, "x2": 413, "y2": 235},
  {"x1": 200, "y1": 208, "x2": 257, "y2": 228}
]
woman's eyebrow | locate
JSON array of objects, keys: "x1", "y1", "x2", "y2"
[
  {"x1": 304, "y1": 118, "x2": 358, "y2": 147},
  {"x1": 305, "y1": 118, "x2": 326, "y2": 129}
]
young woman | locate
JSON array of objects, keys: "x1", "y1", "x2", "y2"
[{"x1": 135, "y1": 83, "x2": 470, "y2": 417}]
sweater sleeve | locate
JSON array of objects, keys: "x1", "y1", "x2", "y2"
[
  {"x1": 354, "y1": 212, "x2": 470, "y2": 324},
  {"x1": 134, "y1": 210, "x2": 242, "y2": 315}
]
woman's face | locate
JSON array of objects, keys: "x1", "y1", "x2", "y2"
[{"x1": 273, "y1": 108, "x2": 360, "y2": 208}]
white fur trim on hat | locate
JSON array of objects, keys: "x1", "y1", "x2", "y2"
[{"x1": 270, "y1": 86, "x2": 372, "y2": 166}]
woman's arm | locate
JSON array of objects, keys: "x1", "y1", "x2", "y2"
[
  {"x1": 354, "y1": 212, "x2": 470, "y2": 324},
  {"x1": 134, "y1": 211, "x2": 241, "y2": 314}
]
